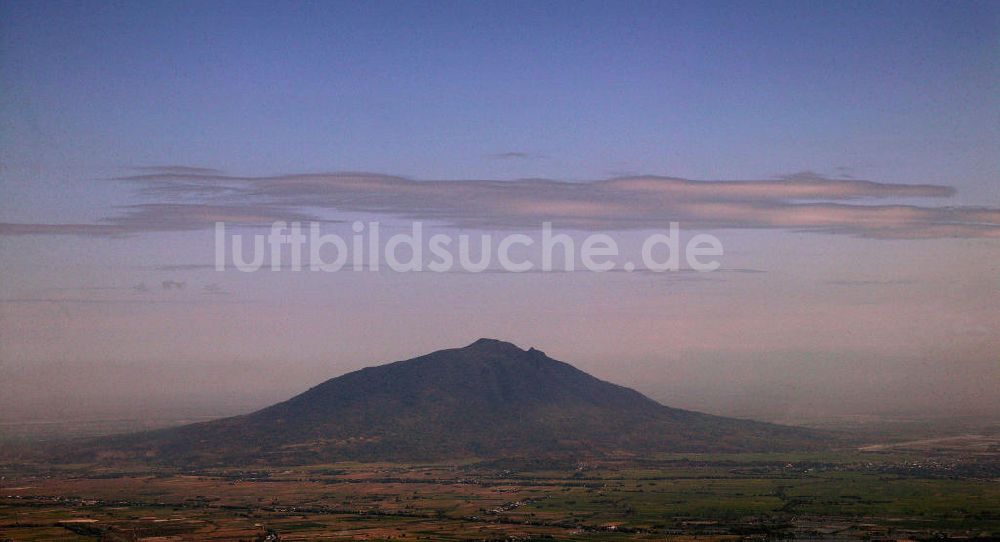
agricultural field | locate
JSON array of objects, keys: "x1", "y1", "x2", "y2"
[{"x1": 2, "y1": 447, "x2": 997, "y2": 541}]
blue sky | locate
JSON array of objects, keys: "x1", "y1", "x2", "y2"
[
  {"x1": 3, "y1": 1, "x2": 997, "y2": 192},
  {"x1": 0, "y1": 1, "x2": 998, "y2": 423}
]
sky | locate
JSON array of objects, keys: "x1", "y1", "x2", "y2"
[{"x1": 1, "y1": 1, "x2": 998, "y2": 425}]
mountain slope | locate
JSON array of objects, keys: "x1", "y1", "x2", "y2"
[{"x1": 84, "y1": 339, "x2": 827, "y2": 464}]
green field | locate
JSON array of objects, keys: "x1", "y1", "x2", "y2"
[{"x1": 2, "y1": 446, "x2": 997, "y2": 541}]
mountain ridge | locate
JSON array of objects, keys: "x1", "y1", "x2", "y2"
[{"x1": 67, "y1": 339, "x2": 829, "y2": 465}]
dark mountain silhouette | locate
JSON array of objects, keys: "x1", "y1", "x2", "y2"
[{"x1": 77, "y1": 339, "x2": 827, "y2": 465}]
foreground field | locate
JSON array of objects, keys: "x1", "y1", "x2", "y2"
[{"x1": 1, "y1": 448, "x2": 998, "y2": 541}]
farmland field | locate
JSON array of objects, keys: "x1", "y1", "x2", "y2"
[{"x1": 2, "y1": 446, "x2": 997, "y2": 541}]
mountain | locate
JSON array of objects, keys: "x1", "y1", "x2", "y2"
[{"x1": 75, "y1": 339, "x2": 828, "y2": 465}]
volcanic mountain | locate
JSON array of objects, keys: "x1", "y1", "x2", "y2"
[{"x1": 82, "y1": 339, "x2": 826, "y2": 464}]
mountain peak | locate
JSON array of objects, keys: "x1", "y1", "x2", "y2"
[
  {"x1": 77, "y1": 339, "x2": 827, "y2": 464},
  {"x1": 465, "y1": 337, "x2": 526, "y2": 352}
]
